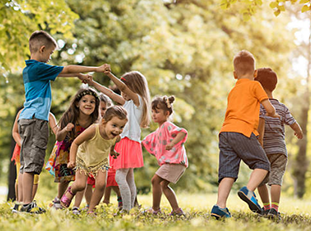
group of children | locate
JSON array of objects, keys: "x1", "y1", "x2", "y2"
[{"x1": 11, "y1": 30, "x2": 302, "y2": 219}]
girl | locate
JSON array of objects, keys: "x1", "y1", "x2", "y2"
[
  {"x1": 87, "y1": 68, "x2": 150, "y2": 213},
  {"x1": 142, "y1": 96, "x2": 188, "y2": 216},
  {"x1": 84, "y1": 94, "x2": 122, "y2": 210},
  {"x1": 60, "y1": 106, "x2": 128, "y2": 214},
  {"x1": 12, "y1": 109, "x2": 58, "y2": 213},
  {"x1": 46, "y1": 88, "x2": 99, "y2": 213}
]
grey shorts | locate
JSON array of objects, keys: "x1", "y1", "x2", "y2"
[
  {"x1": 259, "y1": 154, "x2": 287, "y2": 186},
  {"x1": 218, "y1": 132, "x2": 270, "y2": 183},
  {"x1": 18, "y1": 118, "x2": 48, "y2": 175}
]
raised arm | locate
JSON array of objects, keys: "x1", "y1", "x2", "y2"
[
  {"x1": 68, "y1": 125, "x2": 96, "y2": 168},
  {"x1": 60, "y1": 64, "x2": 109, "y2": 75},
  {"x1": 290, "y1": 122, "x2": 303, "y2": 139},
  {"x1": 105, "y1": 72, "x2": 140, "y2": 106},
  {"x1": 48, "y1": 112, "x2": 59, "y2": 135},
  {"x1": 261, "y1": 99, "x2": 280, "y2": 118},
  {"x1": 12, "y1": 109, "x2": 22, "y2": 146},
  {"x1": 88, "y1": 79, "x2": 125, "y2": 105},
  {"x1": 56, "y1": 123, "x2": 75, "y2": 141}
]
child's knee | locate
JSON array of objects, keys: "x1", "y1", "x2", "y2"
[
  {"x1": 96, "y1": 182, "x2": 106, "y2": 191},
  {"x1": 74, "y1": 183, "x2": 86, "y2": 192}
]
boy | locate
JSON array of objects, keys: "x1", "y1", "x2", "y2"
[
  {"x1": 17, "y1": 30, "x2": 108, "y2": 213},
  {"x1": 256, "y1": 68, "x2": 303, "y2": 219},
  {"x1": 211, "y1": 50, "x2": 280, "y2": 219}
]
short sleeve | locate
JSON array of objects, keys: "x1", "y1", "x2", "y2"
[
  {"x1": 167, "y1": 123, "x2": 188, "y2": 144},
  {"x1": 142, "y1": 132, "x2": 157, "y2": 155},
  {"x1": 35, "y1": 62, "x2": 63, "y2": 81},
  {"x1": 259, "y1": 104, "x2": 266, "y2": 119},
  {"x1": 253, "y1": 81, "x2": 268, "y2": 102},
  {"x1": 283, "y1": 105, "x2": 296, "y2": 126}
]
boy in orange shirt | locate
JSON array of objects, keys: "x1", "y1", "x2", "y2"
[{"x1": 211, "y1": 50, "x2": 280, "y2": 219}]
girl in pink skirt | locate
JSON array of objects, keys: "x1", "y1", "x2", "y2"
[
  {"x1": 87, "y1": 67, "x2": 150, "y2": 213},
  {"x1": 142, "y1": 96, "x2": 188, "y2": 216}
]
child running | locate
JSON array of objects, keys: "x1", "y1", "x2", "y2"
[
  {"x1": 46, "y1": 88, "x2": 99, "y2": 214},
  {"x1": 60, "y1": 106, "x2": 128, "y2": 214},
  {"x1": 142, "y1": 95, "x2": 188, "y2": 216},
  {"x1": 87, "y1": 67, "x2": 150, "y2": 213},
  {"x1": 210, "y1": 50, "x2": 280, "y2": 219},
  {"x1": 12, "y1": 109, "x2": 58, "y2": 213},
  {"x1": 255, "y1": 68, "x2": 303, "y2": 219}
]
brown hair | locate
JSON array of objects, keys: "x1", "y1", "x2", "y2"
[
  {"x1": 102, "y1": 105, "x2": 128, "y2": 123},
  {"x1": 121, "y1": 71, "x2": 150, "y2": 128},
  {"x1": 29, "y1": 30, "x2": 58, "y2": 54},
  {"x1": 256, "y1": 68, "x2": 278, "y2": 92},
  {"x1": 99, "y1": 93, "x2": 113, "y2": 107},
  {"x1": 233, "y1": 50, "x2": 255, "y2": 76},
  {"x1": 151, "y1": 95, "x2": 175, "y2": 115},
  {"x1": 59, "y1": 88, "x2": 99, "y2": 139}
]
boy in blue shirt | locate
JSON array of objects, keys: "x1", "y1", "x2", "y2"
[{"x1": 18, "y1": 30, "x2": 108, "y2": 213}]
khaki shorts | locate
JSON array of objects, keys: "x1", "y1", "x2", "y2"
[
  {"x1": 259, "y1": 154, "x2": 287, "y2": 186},
  {"x1": 16, "y1": 158, "x2": 40, "y2": 184},
  {"x1": 18, "y1": 118, "x2": 48, "y2": 175},
  {"x1": 156, "y1": 164, "x2": 186, "y2": 184}
]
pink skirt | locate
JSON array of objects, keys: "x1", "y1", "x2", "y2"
[{"x1": 114, "y1": 137, "x2": 144, "y2": 169}]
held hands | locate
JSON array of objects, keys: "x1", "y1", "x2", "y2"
[
  {"x1": 98, "y1": 64, "x2": 111, "y2": 74},
  {"x1": 110, "y1": 150, "x2": 120, "y2": 159},
  {"x1": 78, "y1": 74, "x2": 92, "y2": 84}
]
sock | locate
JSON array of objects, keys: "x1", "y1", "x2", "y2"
[
  {"x1": 271, "y1": 202, "x2": 279, "y2": 212},
  {"x1": 263, "y1": 202, "x2": 270, "y2": 210}
]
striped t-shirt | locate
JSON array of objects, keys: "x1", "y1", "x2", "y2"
[{"x1": 260, "y1": 99, "x2": 296, "y2": 156}]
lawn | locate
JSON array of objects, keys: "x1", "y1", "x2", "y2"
[{"x1": 1, "y1": 193, "x2": 311, "y2": 231}]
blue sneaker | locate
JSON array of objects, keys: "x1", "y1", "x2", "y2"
[
  {"x1": 238, "y1": 186, "x2": 262, "y2": 214},
  {"x1": 211, "y1": 205, "x2": 231, "y2": 219}
]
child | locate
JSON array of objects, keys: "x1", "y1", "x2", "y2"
[
  {"x1": 210, "y1": 50, "x2": 280, "y2": 219},
  {"x1": 12, "y1": 109, "x2": 58, "y2": 213},
  {"x1": 60, "y1": 106, "x2": 128, "y2": 214},
  {"x1": 142, "y1": 96, "x2": 188, "y2": 215},
  {"x1": 87, "y1": 68, "x2": 150, "y2": 213},
  {"x1": 84, "y1": 93, "x2": 122, "y2": 210},
  {"x1": 255, "y1": 68, "x2": 303, "y2": 219},
  {"x1": 47, "y1": 88, "x2": 99, "y2": 215},
  {"x1": 18, "y1": 30, "x2": 108, "y2": 213}
]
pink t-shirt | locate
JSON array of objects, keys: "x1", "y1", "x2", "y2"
[{"x1": 142, "y1": 121, "x2": 188, "y2": 167}]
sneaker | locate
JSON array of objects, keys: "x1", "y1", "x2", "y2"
[
  {"x1": 12, "y1": 202, "x2": 21, "y2": 213},
  {"x1": 267, "y1": 208, "x2": 281, "y2": 220},
  {"x1": 211, "y1": 205, "x2": 231, "y2": 219},
  {"x1": 51, "y1": 197, "x2": 63, "y2": 210},
  {"x1": 142, "y1": 208, "x2": 162, "y2": 215},
  {"x1": 117, "y1": 196, "x2": 123, "y2": 211},
  {"x1": 20, "y1": 201, "x2": 45, "y2": 214},
  {"x1": 72, "y1": 206, "x2": 80, "y2": 215},
  {"x1": 169, "y1": 208, "x2": 185, "y2": 216},
  {"x1": 238, "y1": 186, "x2": 262, "y2": 214},
  {"x1": 261, "y1": 208, "x2": 270, "y2": 216}
]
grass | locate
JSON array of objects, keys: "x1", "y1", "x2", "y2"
[{"x1": 1, "y1": 193, "x2": 311, "y2": 231}]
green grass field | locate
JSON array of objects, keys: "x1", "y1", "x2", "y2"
[{"x1": 1, "y1": 193, "x2": 311, "y2": 231}]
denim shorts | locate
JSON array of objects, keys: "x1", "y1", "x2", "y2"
[
  {"x1": 218, "y1": 132, "x2": 270, "y2": 183},
  {"x1": 259, "y1": 153, "x2": 287, "y2": 186},
  {"x1": 18, "y1": 118, "x2": 48, "y2": 175}
]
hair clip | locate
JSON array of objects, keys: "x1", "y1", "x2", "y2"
[
  {"x1": 77, "y1": 90, "x2": 98, "y2": 100},
  {"x1": 121, "y1": 77, "x2": 126, "y2": 82},
  {"x1": 166, "y1": 98, "x2": 171, "y2": 108}
]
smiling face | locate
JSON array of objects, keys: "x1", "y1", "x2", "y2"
[
  {"x1": 152, "y1": 108, "x2": 170, "y2": 126},
  {"x1": 102, "y1": 116, "x2": 127, "y2": 140},
  {"x1": 77, "y1": 95, "x2": 96, "y2": 116}
]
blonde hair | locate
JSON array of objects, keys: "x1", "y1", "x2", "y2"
[
  {"x1": 233, "y1": 50, "x2": 255, "y2": 76},
  {"x1": 121, "y1": 71, "x2": 151, "y2": 128},
  {"x1": 29, "y1": 30, "x2": 58, "y2": 54},
  {"x1": 102, "y1": 105, "x2": 128, "y2": 123}
]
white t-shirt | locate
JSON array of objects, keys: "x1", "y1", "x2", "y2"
[{"x1": 121, "y1": 94, "x2": 143, "y2": 142}]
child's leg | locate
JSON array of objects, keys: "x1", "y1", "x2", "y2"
[
  {"x1": 151, "y1": 174, "x2": 163, "y2": 211},
  {"x1": 270, "y1": 185, "x2": 281, "y2": 211},
  {"x1": 116, "y1": 168, "x2": 131, "y2": 211},
  {"x1": 112, "y1": 186, "x2": 121, "y2": 198},
  {"x1": 161, "y1": 179, "x2": 179, "y2": 211},
  {"x1": 247, "y1": 169, "x2": 268, "y2": 191},
  {"x1": 73, "y1": 191, "x2": 84, "y2": 208},
  {"x1": 216, "y1": 177, "x2": 235, "y2": 208},
  {"x1": 31, "y1": 174, "x2": 39, "y2": 200},
  {"x1": 22, "y1": 172, "x2": 34, "y2": 204},
  {"x1": 103, "y1": 187, "x2": 112, "y2": 204},
  {"x1": 258, "y1": 184, "x2": 270, "y2": 210},
  {"x1": 84, "y1": 184, "x2": 94, "y2": 206},
  {"x1": 57, "y1": 181, "x2": 70, "y2": 199},
  {"x1": 17, "y1": 173, "x2": 23, "y2": 202},
  {"x1": 88, "y1": 171, "x2": 107, "y2": 212},
  {"x1": 62, "y1": 171, "x2": 87, "y2": 206},
  {"x1": 126, "y1": 168, "x2": 136, "y2": 209}
]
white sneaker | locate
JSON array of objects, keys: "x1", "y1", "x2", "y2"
[{"x1": 72, "y1": 207, "x2": 80, "y2": 215}]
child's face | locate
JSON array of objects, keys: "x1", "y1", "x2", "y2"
[
  {"x1": 152, "y1": 108, "x2": 169, "y2": 126},
  {"x1": 103, "y1": 116, "x2": 127, "y2": 140},
  {"x1": 77, "y1": 95, "x2": 96, "y2": 116},
  {"x1": 99, "y1": 101, "x2": 107, "y2": 118},
  {"x1": 40, "y1": 45, "x2": 56, "y2": 63}
]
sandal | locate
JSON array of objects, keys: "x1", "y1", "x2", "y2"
[
  {"x1": 60, "y1": 186, "x2": 75, "y2": 208},
  {"x1": 169, "y1": 208, "x2": 185, "y2": 216}
]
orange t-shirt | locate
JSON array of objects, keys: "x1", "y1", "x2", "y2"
[{"x1": 220, "y1": 79, "x2": 268, "y2": 137}]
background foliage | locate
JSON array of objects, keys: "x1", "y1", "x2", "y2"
[{"x1": 0, "y1": 0, "x2": 309, "y2": 198}]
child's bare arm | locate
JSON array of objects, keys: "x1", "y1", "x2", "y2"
[
  {"x1": 290, "y1": 122, "x2": 303, "y2": 139},
  {"x1": 56, "y1": 123, "x2": 74, "y2": 141},
  {"x1": 257, "y1": 118, "x2": 265, "y2": 147},
  {"x1": 261, "y1": 99, "x2": 280, "y2": 118},
  {"x1": 60, "y1": 64, "x2": 109, "y2": 75},
  {"x1": 87, "y1": 79, "x2": 125, "y2": 105},
  {"x1": 166, "y1": 131, "x2": 187, "y2": 150},
  {"x1": 12, "y1": 110, "x2": 22, "y2": 146},
  {"x1": 48, "y1": 113, "x2": 59, "y2": 135}
]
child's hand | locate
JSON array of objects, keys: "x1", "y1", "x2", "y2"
[
  {"x1": 67, "y1": 160, "x2": 76, "y2": 169},
  {"x1": 66, "y1": 123, "x2": 74, "y2": 132},
  {"x1": 266, "y1": 112, "x2": 281, "y2": 119},
  {"x1": 98, "y1": 64, "x2": 111, "y2": 73},
  {"x1": 110, "y1": 150, "x2": 120, "y2": 159},
  {"x1": 295, "y1": 131, "x2": 303, "y2": 139},
  {"x1": 79, "y1": 74, "x2": 92, "y2": 83},
  {"x1": 165, "y1": 143, "x2": 174, "y2": 150}
]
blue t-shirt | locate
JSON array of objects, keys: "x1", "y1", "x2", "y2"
[{"x1": 19, "y1": 60, "x2": 64, "y2": 121}]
